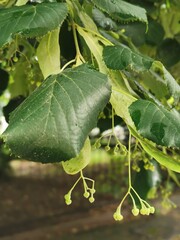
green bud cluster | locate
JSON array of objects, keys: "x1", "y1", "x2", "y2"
[
  {"x1": 113, "y1": 209, "x2": 123, "y2": 221},
  {"x1": 105, "y1": 145, "x2": 111, "y2": 151},
  {"x1": 64, "y1": 171, "x2": 96, "y2": 206},
  {"x1": 64, "y1": 192, "x2": 72, "y2": 205}
]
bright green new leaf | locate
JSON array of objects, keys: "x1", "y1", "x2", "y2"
[
  {"x1": 62, "y1": 138, "x2": 91, "y2": 175},
  {"x1": 103, "y1": 45, "x2": 153, "y2": 72},
  {"x1": 129, "y1": 100, "x2": 180, "y2": 148},
  {"x1": 37, "y1": 28, "x2": 61, "y2": 79},
  {"x1": 0, "y1": 3, "x2": 67, "y2": 48},
  {"x1": 92, "y1": 0, "x2": 147, "y2": 24},
  {"x1": 2, "y1": 64, "x2": 111, "y2": 163}
]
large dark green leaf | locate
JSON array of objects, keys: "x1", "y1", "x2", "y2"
[
  {"x1": 92, "y1": 0, "x2": 147, "y2": 24},
  {"x1": 129, "y1": 100, "x2": 180, "y2": 148},
  {"x1": 0, "y1": 3, "x2": 67, "y2": 48},
  {"x1": 2, "y1": 64, "x2": 111, "y2": 163},
  {"x1": 103, "y1": 45, "x2": 153, "y2": 72}
]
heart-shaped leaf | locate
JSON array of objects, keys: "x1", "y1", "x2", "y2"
[
  {"x1": 2, "y1": 64, "x2": 111, "y2": 163},
  {"x1": 129, "y1": 99, "x2": 180, "y2": 148},
  {"x1": 0, "y1": 2, "x2": 67, "y2": 48},
  {"x1": 103, "y1": 45, "x2": 153, "y2": 72}
]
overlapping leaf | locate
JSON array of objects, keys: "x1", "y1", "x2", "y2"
[
  {"x1": 2, "y1": 64, "x2": 111, "y2": 163},
  {"x1": 92, "y1": 0, "x2": 147, "y2": 24},
  {"x1": 129, "y1": 100, "x2": 180, "y2": 148},
  {"x1": 0, "y1": 2, "x2": 67, "y2": 48},
  {"x1": 37, "y1": 28, "x2": 61, "y2": 79},
  {"x1": 103, "y1": 45, "x2": 153, "y2": 72}
]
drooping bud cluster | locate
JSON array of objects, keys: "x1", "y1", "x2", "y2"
[{"x1": 64, "y1": 171, "x2": 96, "y2": 205}]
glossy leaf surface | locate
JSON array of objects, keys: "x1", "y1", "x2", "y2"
[
  {"x1": 129, "y1": 100, "x2": 180, "y2": 148},
  {"x1": 92, "y1": 0, "x2": 147, "y2": 24},
  {"x1": 2, "y1": 64, "x2": 111, "y2": 163},
  {"x1": 103, "y1": 45, "x2": 153, "y2": 72},
  {"x1": 0, "y1": 3, "x2": 67, "y2": 47}
]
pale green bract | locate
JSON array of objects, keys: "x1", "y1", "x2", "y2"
[
  {"x1": 37, "y1": 28, "x2": 61, "y2": 79},
  {"x1": 62, "y1": 138, "x2": 91, "y2": 175}
]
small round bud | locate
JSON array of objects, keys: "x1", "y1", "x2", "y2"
[
  {"x1": 65, "y1": 199, "x2": 72, "y2": 205},
  {"x1": 90, "y1": 189, "x2": 96, "y2": 194},
  {"x1": 145, "y1": 208, "x2": 150, "y2": 215},
  {"x1": 140, "y1": 208, "x2": 147, "y2": 215},
  {"x1": 150, "y1": 207, "x2": 155, "y2": 214},
  {"x1": 64, "y1": 193, "x2": 70, "y2": 201},
  {"x1": 83, "y1": 191, "x2": 90, "y2": 198},
  {"x1": 89, "y1": 197, "x2": 95, "y2": 203},
  {"x1": 105, "y1": 146, "x2": 110, "y2": 151},
  {"x1": 6, "y1": 66, "x2": 11, "y2": 71},
  {"x1": 13, "y1": 56, "x2": 18, "y2": 62},
  {"x1": 113, "y1": 212, "x2": 123, "y2": 221},
  {"x1": 132, "y1": 208, "x2": 139, "y2": 216},
  {"x1": 96, "y1": 142, "x2": 101, "y2": 148}
]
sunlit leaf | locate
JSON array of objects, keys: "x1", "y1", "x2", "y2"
[{"x1": 2, "y1": 64, "x2": 111, "y2": 163}]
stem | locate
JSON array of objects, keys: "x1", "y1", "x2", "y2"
[
  {"x1": 128, "y1": 132, "x2": 132, "y2": 187},
  {"x1": 118, "y1": 191, "x2": 129, "y2": 209},
  {"x1": 111, "y1": 107, "x2": 115, "y2": 133},
  {"x1": 76, "y1": 24, "x2": 113, "y2": 46},
  {"x1": 72, "y1": 22, "x2": 85, "y2": 63},
  {"x1": 60, "y1": 59, "x2": 76, "y2": 72},
  {"x1": 69, "y1": 176, "x2": 81, "y2": 194}
]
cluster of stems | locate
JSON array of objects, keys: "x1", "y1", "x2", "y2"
[
  {"x1": 64, "y1": 170, "x2": 96, "y2": 205},
  {"x1": 113, "y1": 132, "x2": 155, "y2": 221}
]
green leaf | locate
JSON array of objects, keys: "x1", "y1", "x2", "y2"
[
  {"x1": 103, "y1": 45, "x2": 153, "y2": 72},
  {"x1": 130, "y1": 127, "x2": 180, "y2": 173},
  {"x1": 129, "y1": 99, "x2": 180, "y2": 148},
  {"x1": 77, "y1": 26, "x2": 107, "y2": 73},
  {"x1": 140, "y1": 140, "x2": 180, "y2": 173},
  {"x1": 92, "y1": 0, "x2": 147, "y2": 24},
  {"x1": 0, "y1": 2, "x2": 67, "y2": 48},
  {"x1": 37, "y1": 28, "x2": 61, "y2": 79},
  {"x1": 2, "y1": 64, "x2": 111, "y2": 163},
  {"x1": 62, "y1": 138, "x2": 91, "y2": 175},
  {"x1": 152, "y1": 61, "x2": 180, "y2": 101}
]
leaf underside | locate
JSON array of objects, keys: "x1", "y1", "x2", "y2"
[
  {"x1": 2, "y1": 64, "x2": 111, "y2": 163},
  {"x1": 92, "y1": 0, "x2": 147, "y2": 23},
  {"x1": 0, "y1": 2, "x2": 68, "y2": 48},
  {"x1": 129, "y1": 100, "x2": 180, "y2": 148},
  {"x1": 103, "y1": 45, "x2": 153, "y2": 72}
]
